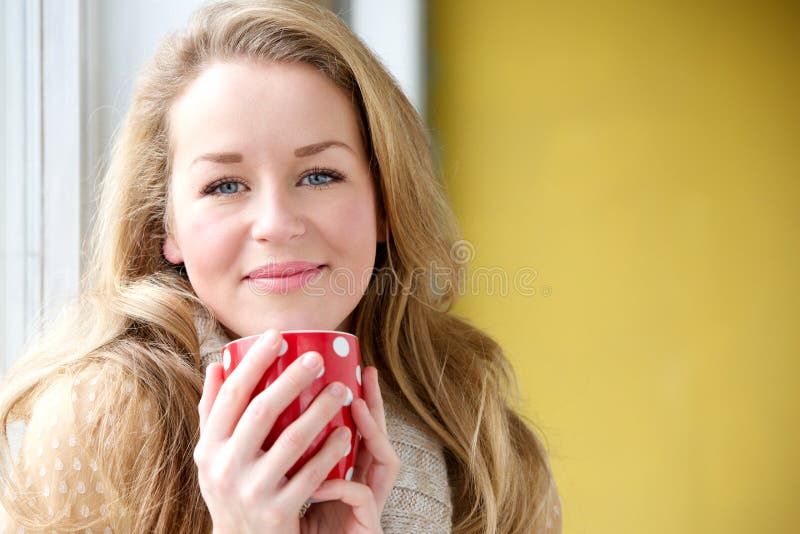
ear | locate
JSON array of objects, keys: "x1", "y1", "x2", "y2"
[{"x1": 163, "y1": 234, "x2": 183, "y2": 264}]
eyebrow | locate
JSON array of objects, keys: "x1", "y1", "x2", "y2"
[{"x1": 190, "y1": 140, "x2": 353, "y2": 167}]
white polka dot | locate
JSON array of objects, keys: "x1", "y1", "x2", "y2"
[
  {"x1": 80, "y1": 504, "x2": 90, "y2": 517},
  {"x1": 343, "y1": 387, "x2": 353, "y2": 407},
  {"x1": 278, "y1": 339, "x2": 288, "y2": 356},
  {"x1": 90, "y1": 459, "x2": 98, "y2": 472},
  {"x1": 85, "y1": 528, "x2": 93, "y2": 534},
  {"x1": 356, "y1": 365, "x2": 362, "y2": 386},
  {"x1": 51, "y1": 437, "x2": 59, "y2": 449},
  {"x1": 332, "y1": 336, "x2": 349, "y2": 357},
  {"x1": 222, "y1": 348, "x2": 231, "y2": 370},
  {"x1": 89, "y1": 376, "x2": 98, "y2": 386},
  {"x1": 38, "y1": 465, "x2": 46, "y2": 477},
  {"x1": 342, "y1": 439, "x2": 352, "y2": 457},
  {"x1": 124, "y1": 380, "x2": 134, "y2": 394},
  {"x1": 54, "y1": 457, "x2": 64, "y2": 471},
  {"x1": 69, "y1": 435, "x2": 77, "y2": 447},
  {"x1": 72, "y1": 457, "x2": 81, "y2": 471},
  {"x1": 316, "y1": 366, "x2": 325, "y2": 379},
  {"x1": 88, "y1": 391, "x2": 96, "y2": 402},
  {"x1": 345, "y1": 466, "x2": 354, "y2": 481},
  {"x1": 104, "y1": 528, "x2": 112, "y2": 534},
  {"x1": 96, "y1": 481, "x2": 104, "y2": 494},
  {"x1": 100, "y1": 504, "x2": 109, "y2": 517},
  {"x1": 24, "y1": 476, "x2": 31, "y2": 489},
  {"x1": 59, "y1": 481, "x2": 67, "y2": 494},
  {"x1": 71, "y1": 390, "x2": 77, "y2": 402},
  {"x1": 77, "y1": 481, "x2": 86, "y2": 494},
  {"x1": 36, "y1": 447, "x2": 43, "y2": 457},
  {"x1": 42, "y1": 483, "x2": 50, "y2": 497}
]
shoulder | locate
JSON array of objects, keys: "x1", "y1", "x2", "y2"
[
  {"x1": 21, "y1": 362, "x2": 155, "y2": 478},
  {"x1": 5, "y1": 363, "x2": 149, "y2": 528},
  {"x1": 382, "y1": 395, "x2": 452, "y2": 533},
  {"x1": 27, "y1": 363, "x2": 150, "y2": 431}
]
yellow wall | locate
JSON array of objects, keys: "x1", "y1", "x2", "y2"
[{"x1": 428, "y1": 1, "x2": 799, "y2": 533}]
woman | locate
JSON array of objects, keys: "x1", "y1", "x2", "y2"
[{"x1": 0, "y1": 1, "x2": 561, "y2": 532}]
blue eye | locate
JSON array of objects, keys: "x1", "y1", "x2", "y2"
[
  {"x1": 299, "y1": 168, "x2": 344, "y2": 189},
  {"x1": 301, "y1": 173, "x2": 333, "y2": 188},
  {"x1": 203, "y1": 179, "x2": 246, "y2": 196},
  {"x1": 218, "y1": 182, "x2": 240, "y2": 194}
]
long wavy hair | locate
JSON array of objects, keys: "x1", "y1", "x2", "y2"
[{"x1": 0, "y1": 1, "x2": 558, "y2": 532}]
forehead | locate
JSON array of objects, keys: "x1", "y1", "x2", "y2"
[{"x1": 168, "y1": 60, "x2": 365, "y2": 163}]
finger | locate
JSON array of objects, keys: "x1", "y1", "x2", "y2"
[
  {"x1": 362, "y1": 367, "x2": 387, "y2": 433},
  {"x1": 198, "y1": 362, "x2": 225, "y2": 433},
  {"x1": 351, "y1": 400, "x2": 374, "y2": 485},
  {"x1": 280, "y1": 425, "x2": 352, "y2": 509},
  {"x1": 311, "y1": 479, "x2": 380, "y2": 531},
  {"x1": 229, "y1": 350, "x2": 324, "y2": 457},
  {"x1": 350, "y1": 397, "x2": 400, "y2": 509},
  {"x1": 204, "y1": 329, "x2": 282, "y2": 441},
  {"x1": 258, "y1": 381, "x2": 350, "y2": 483}
]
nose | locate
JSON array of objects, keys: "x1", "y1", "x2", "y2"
[{"x1": 250, "y1": 186, "x2": 306, "y2": 243}]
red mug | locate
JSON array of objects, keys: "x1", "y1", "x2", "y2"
[{"x1": 222, "y1": 330, "x2": 362, "y2": 482}]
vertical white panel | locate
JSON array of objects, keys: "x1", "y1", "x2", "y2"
[
  {"x1": 3, "y1": 0, "x2": 42, "y2": 375},
  {"x1": 0, "y1": 1, "x2": 7, "y2": 374},
  {"x1": 41, "y1": 0, "x2": 82, "y2": 321},
  {"x1": 350, "y1": 0, "x2": 425, "y2": 116}
]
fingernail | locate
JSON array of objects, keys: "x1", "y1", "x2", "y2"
[
  {"x1": 331, "y1": 383, "x2": 345, "y2": 397},
  {"x1": 337, "y1": 426, "x2": 351, "y2": 441},
  {"x1": 302, "y1": 352, "x2": 321, "y2": 369},
  {"x1": 260, "y1": 329, "x2": 280, "y2": 347}
]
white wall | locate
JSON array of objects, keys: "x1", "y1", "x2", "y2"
[
  {"x1": 0, "y1": 4, "x2": 6, "y2": 377},
  {"x1": 2, "y1": 0, "x2": 42, "y2": 376},
  {"x1": 350, "y1": 0, "x2": 425, "y2": 115}
]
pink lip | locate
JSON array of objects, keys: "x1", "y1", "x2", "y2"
[
  {"x1": 246, "y1": 261, "x2": 323, "y2": 279},
  {"x1": 245, "y1": 261, "x2": 324, "y2": 294}
]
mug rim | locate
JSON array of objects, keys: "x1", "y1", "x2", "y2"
[{"x1": 223, "y1": 330, "x2": 357, "y2": 348}]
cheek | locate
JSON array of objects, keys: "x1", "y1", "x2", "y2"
[
  {"x1": 326, "y1": 196, "x2": 378, "y2": 262},
  {"x1": 178, "y1": 212, "x2": 242, "y2": 274}
]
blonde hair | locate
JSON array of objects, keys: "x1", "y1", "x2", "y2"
[{"x1": 0, "y1": 1, "x2": 558, "y2": 532}]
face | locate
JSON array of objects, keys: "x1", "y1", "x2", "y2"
[{"x1": 164, "y1": 60, "x2": 381, "y2": 337}]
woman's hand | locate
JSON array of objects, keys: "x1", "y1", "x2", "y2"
[
  {"x1": 300, "y1": 365, "x2": 401, "y2": 533},
  {"x1": 195, "y1": 329, "x2": 352, "y2": 533},
  {"x1": 194, "y1": 329, "x2": 400, "y2": 534}
]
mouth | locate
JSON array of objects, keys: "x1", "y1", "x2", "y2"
[{"x1": 245, "y1": 261, "x2": 326, "y2": 294}]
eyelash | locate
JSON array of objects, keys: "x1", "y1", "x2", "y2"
[{"x1": 201, "y1": 167, "x2": 345, "y2": 196}]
